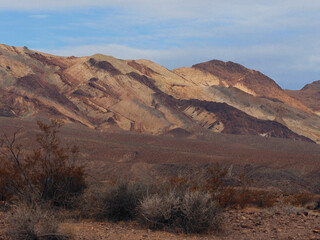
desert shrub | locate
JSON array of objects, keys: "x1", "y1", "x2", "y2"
[
  {"x1": 204, "y1": 164, "x2": 237, "y2": 208},
  {"x1": 0, "y1": 119, "x2": 86, "y2": 206},
  {"x1": 218, "y1": 186, "x2": 237, "y2": 208},
  {"x1": 246, "y1": 190, "x2": 278, "y2": 208},
  {"x1": 168, "y1": 176, "x2": 191, "y2": 189},
  {"x1": 236, "y1": 173, "x2": 253, "y2": 209},
  {"x1": 283, "y1": 192, "x2": 314, "y2": 207},
  {"x1": 139, "y1": 189, "x2": 222, "y2": 234},
  {"x1": 204, "y1": 164, "x2": 278, "y2": 209},
  {"x1": 266, "y1": 200, "x2": 304, "y2": 215},
  {"x1": 106, "y1": 181, "x2": 147, "y2": 221},
  {"x1": 314, "y1": 198, "x2": 320, "y2": 210},
  {"x1": 204, "y1": 163, "x2": 240, "y2": 208},
  {"x1": 5, "y1": 203, "x2": 71, "y2": 240},
  {"x1": 81, "y1": 181, "x2": 148, "y2": 221},
  {"x1": 0, "y1": 166, "x2": 12, "y2": 201},
  {"x1": 215, "y1": 188, "x2": 277, "y2": 209},
  {"x1": 79, "y1": 184, "x2": 107, "y2": 220},
  {"x1": 205, "y1": 163, "x2": 228, "y2": 198}
]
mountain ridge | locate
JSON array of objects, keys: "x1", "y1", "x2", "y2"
[
  {"x1": 286, "y1": 80, "x2": 320, "y2": 115},
  {"x1": 0, "y1": 44, "x2": 319, "y2": 143}
]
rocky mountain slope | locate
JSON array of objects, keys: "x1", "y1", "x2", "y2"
[
  {"x1": 0, "y1": 44, "x2": 319, "y2": 143},
  {"x1": 286, "y1": 80, "x2": 320, "y2": 115}
]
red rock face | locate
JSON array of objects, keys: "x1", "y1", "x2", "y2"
[{"x1": 0, "y1": 44, "x2": 319, "y2": 143}]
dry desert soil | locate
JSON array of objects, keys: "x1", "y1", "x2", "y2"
[{"x1": 1, "y1": 209, "x2": 320, "y2": 240}]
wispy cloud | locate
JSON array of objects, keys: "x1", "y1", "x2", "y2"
[
  {"x1": 2, "y1": 0, "x2": 320, "y2": 89},
  {"x1": 29, "y1": 14, "x2": 48, "y2": 19},
  {"x1": 39, "y1": 41, "x2": 320, "y2": 89},
  {"x1": 39, "y1": 42, "x2": 319, "y2": 72}
]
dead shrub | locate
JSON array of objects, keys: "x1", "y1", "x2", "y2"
[
  {"x1": 5, "y1": 203, "x2": 71, "y2": 240},
  {"x1": 139, "y1": 189, "x2": 222, "y2": 234}
]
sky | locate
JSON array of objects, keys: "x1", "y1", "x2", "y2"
[{"x1": 0, "y1": 1, "x2": 320, "y2": 90}]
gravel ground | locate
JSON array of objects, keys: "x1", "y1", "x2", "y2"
[{"x1": 1, "y1": 208, "x2": 320, "y2": 240}]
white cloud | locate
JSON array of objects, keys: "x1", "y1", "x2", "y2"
[
  {"x1": 1, "y1": 1, "x2": 320, "y2": 21},
  {"x1": 42, "y1": 44, "x2": 167, "y2": 60},
  {"x1": 3, "y1": 0, "x2": 320, "y2": 89},
  {"x1": 39, "y1": 42, "x2": 319, "y2": 71},
  {"x1": 38, "y1": 42, "x2": 320, "y2": 89}
]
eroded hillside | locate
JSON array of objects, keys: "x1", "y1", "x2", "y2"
[{"x1": 0, "y1": 44, "x2": 319, "y2": 143}]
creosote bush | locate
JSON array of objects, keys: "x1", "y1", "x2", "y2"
[
  {"x1": 139, "y1": 189, "x2": 222, "y2": 234},
  {"x1": 0, "y1": 119, "x2": 86, "y2": 206},
  {"x1": 80, "y1": 181, "x2": 148, "y2": 222}
]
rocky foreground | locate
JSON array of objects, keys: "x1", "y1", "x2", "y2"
[{"x1": 1, "y1": 208, "x2": 319, "y2": 240}]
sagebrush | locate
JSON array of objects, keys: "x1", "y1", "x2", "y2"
[
  {"x1": 140, "y1": 189, "x2": 222, "y2": 234},
  {"x1": 5, "y1": 203, "x2": 70, "y2": 240}
]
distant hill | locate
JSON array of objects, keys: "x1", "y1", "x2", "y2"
[
  {"x1": 286, "y1": 80, "x2": 320, "y2": 115},
  {"x1": 0, "y1": 44, "x2": 319, "y2": 143}
]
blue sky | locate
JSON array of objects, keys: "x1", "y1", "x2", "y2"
[{"x1": 1, "y1": 0, "x2": 320, "y2": 89}]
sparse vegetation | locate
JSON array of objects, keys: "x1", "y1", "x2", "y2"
[
  {"x1": 5, "y1": 203, "x2": 71, "y2": 240},
  {"x1": 283, "y1": 192, "x2": 315, "y2": 207},
  {"x1": 0, "y1": 119, "x2": 86, "y2": 206},
  {"x1": 204, "y1": 163, "x2": 278, "y2": 209},
  {"x1": 1, "y1": 121, "x2": 319, "y2": 239},
  {"x1": 140, "y1": 189, "x2": 222, "y2": 234},
  {"x1": 266, "y1": 200, "x2": 304, "y2": 215},
  {"x1": 80, "y1": 181, "x2": 148, "y2": 222}
]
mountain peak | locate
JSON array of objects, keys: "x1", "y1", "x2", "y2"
[
  {"x1": 0, "y1": 45, "x2": 319, "y2": 143},
  {"x1": 193, "y1": 59, "x2": 250, "y2": 75}
]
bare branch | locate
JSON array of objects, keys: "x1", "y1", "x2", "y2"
[{"x1": 0, "y1": 128, "x2": 36, "y2": 195}]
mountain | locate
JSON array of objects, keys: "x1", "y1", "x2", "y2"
[
  {"x1": 285, "y1": 80, "x2": 320, "y2": 115},
  {"x1": 0, "y1": 44, "x2": 319, "y2": 143},
  {"x1": 173, "y1": 60, "x2": 320, "y2": 143}
]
